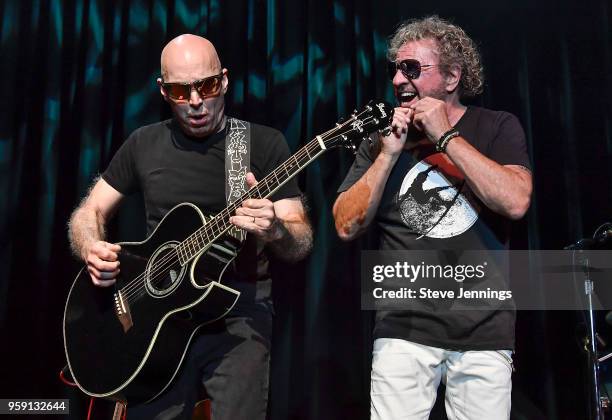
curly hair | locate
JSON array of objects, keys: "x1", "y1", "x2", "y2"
[{"x1": 387, "y1": 16, "x2": 484, "y2": 98}]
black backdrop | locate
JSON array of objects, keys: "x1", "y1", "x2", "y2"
[{"x1": 1, "y1": 0, "x2": 611, "y2": 419}]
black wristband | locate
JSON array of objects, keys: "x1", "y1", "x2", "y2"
[{"x1": 435, "y1": 128, "x2": 460, "y2": 153}]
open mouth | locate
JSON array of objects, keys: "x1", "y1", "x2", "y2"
[
  {"x1": 188, "y1": 114, "x2": 207, "y2": 127},
  {"x1": 397, "y1": 91, "x2": 418, "y2": 105}
]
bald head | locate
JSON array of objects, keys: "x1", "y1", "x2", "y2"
[
  {"x1": 160, "y1": 34, "x2": 221, "y2": 82},
  {"x1": 157, "y1": 34, "x2": 228, "y2": 138}
]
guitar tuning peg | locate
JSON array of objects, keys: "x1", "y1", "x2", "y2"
[{"x1": 350, "y1": 143, "x2": 358, "y2": 154}]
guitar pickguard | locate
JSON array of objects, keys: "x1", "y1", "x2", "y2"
[{"x1": 190, "y1": 218, "x2": 245, "y2": 288}]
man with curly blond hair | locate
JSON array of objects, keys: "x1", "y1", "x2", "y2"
[{"x1": 334, "y1": 16, "x2": 532, "y2": 419}]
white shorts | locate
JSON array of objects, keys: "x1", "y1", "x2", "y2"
[{"x1": 370, "y1": 338, "x2": 513, "y2": 420}]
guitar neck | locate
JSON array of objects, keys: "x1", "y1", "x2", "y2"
[{"x1": 176, "y1": 137, "x2": 326, "y2": 264}]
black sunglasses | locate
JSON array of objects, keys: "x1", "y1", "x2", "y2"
[
  {"x1": 161, "y1": 73, "x2": 224, "y2": 101},
  {"x1": 387, "y1": 59, "x2": 437, "y2": 80}
]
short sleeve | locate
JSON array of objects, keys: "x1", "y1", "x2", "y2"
[
  {"x1": 488, "y1": 112, "x2": 531, "y2": 170},
  {"x1": 102, "y1": 130, "x2": 140, "y2": 194},
  {"x1": 337, "y1": 134, "x2": 376, "y2": 193}
]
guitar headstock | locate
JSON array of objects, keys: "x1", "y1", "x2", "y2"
[{"x1": 321, "y1": 100, "x2": 394, "y2": 153}]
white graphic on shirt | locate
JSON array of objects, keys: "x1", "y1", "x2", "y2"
[{"x1": 396, "y1": 155, "x2": 478, "y2": 239}]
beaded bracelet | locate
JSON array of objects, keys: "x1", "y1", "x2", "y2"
[{"x1": 435, "y1": 128, "x2": 460, "y2": 153}]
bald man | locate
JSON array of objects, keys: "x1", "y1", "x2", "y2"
[{"x1": 68, "y1": 34, "x2": 313, "y2": 419}]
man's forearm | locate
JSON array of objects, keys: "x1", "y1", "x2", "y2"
[
  {"x1": 445, "y1": 137, "x2": 532, "y2": 220},
  {"x1": 68, "y1": 205, "x2": 106, "y2": 260},
  {"x1": 333, "y1": 152, "x2": 398, "y2": 241},
  {"x1": 267, "y1": 217, "x2": 313, "y2": 262}
]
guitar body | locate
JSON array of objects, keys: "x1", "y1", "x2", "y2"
[{"x1": 63, "y1": 203, "x2": 241, "y2": 404}]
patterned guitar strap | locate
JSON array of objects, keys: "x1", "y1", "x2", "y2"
[{"x1": 225, "y1": 117, "x2": 251, "y2": 243}]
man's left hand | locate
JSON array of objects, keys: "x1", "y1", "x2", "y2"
[
  {"x1": 230, "y1": 172, "x2": 284, "y2": 242},
  {"x1": 410, "y1": 97, "x2": 453, "y2": 143}
]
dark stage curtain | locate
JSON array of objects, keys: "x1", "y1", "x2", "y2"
[{"x1": 1, "y1": 0, "x2": 611, "y2": 419}]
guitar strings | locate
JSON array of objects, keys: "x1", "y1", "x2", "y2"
[
  {"x1": 158, "y1": 108, "x2": 380, "y2": 266},
  {"x1": 120, "y1": 113, "x2": 380, "y2": 303},
  {"x1": 172, "y1": 110, "x2": 380, "y2": 263},
  {"x1": 119, "y1": 144, "x2": 317, "y2": 303},
  {"x1": 119, "y1": 113, "x2": 381, "y2": 303},
  {"x1": 124, "y1": 139, "x2": 323, "y2": 302},
  {"x1": 119, "y1": 136, "x2": 328, "y2": 301},
  {"x1": 119, "y1": 140, "x2": 321, "y2": 302}
]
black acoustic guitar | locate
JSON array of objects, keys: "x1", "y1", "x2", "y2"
[{"x1": 63, "y1": 101, "x2": 393, "y2": 404}]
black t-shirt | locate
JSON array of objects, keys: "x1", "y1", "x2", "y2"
[
  {"x1": 102, "y1": 118, "x2": 301, "y2": 305},
  {"x1": 338, "y1": 106, "x2": 531, "y2": 350}
]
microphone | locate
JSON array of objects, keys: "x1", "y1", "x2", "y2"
[
  {"x1": 564, "y1": 223, "x2": 612, "y2": 250},
  {"x1": 593, "y1": 228, "x2": 612, "y2": 245}
]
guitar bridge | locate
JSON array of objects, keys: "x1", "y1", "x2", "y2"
[{"x1": 114, "y1": 291, "x2": 133, "y2": 333}]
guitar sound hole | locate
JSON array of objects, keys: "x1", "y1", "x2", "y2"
[{"x1": 144, "y1": 241, "x2": 187, "y2": 298}]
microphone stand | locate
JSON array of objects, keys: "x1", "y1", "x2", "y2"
[
  {"x1": 583, "y1": 255, "x2": 604, "y2": 420},
  {"x1": 565, "y1": 241, "x2": 604, "y2": 420}
]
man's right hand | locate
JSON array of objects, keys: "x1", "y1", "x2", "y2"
[
  {"x1": 379, "y1": 107, "x2": 413, "y2": 157},
  {"x1": 83, "y1": 241, "x2": 121, "y2": 287}
]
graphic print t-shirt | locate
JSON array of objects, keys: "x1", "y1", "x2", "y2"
[
  {"x1": 338, "y1": 106, "x2": 531, "y2": 350},
  {"x1": 102, "y1": 118, "x2": 301, "y2": 306}
]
